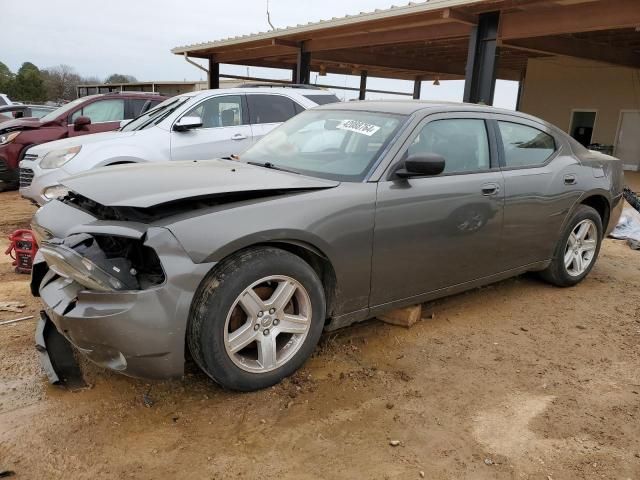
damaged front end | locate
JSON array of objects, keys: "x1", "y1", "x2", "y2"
[
  {"x1": 31, "y1": 198, "x2": 215, "y2": 384},
  {"x1": 37, "y1": 232, "x2": 164, "y2": 292}
]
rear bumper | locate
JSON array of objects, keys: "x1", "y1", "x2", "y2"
[
  {"x1": 31, "y1": 222, "x2": 215, "y2": 380},
  {"x1": 607, "y1": 193, "x2": 624, "y2": 236}
]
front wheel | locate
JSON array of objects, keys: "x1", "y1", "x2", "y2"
[
  {"x1": 188, "y1": 247, "x2": 326, "y2": 391},
  {"x1": 540, "y1": 205, "x2": 603, "y2": 287}
]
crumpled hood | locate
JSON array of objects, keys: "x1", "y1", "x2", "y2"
[
  {"x1": 28, "y1": 130, "x2": 137, "y2": 156},
  {"x1": 0, "y1": 117, "x2": 44, "y2": 131},
  {"x1": 62, "y1": 159, "x2": 339, "y2": 208}
]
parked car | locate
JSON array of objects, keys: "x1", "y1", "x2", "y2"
[
  {"x1": 0, "y1": 92, "x2": 166, "y2": 191},
  {"x1": 0, "y1": 94, "x2": 17, "y2": 122},
  {"x1": 19, "y1": 86, "x2": 339, "y2": 204},
  {"x1": 0, "y1": 104, "x2": 57, "y2": 122},
  {"x1": 0, "y1": 93, "x2": 15, "y2": 107},
  {"x1": 21, "y1": 104, "x2": 58, "y2": 119},
  {"x1": 31, "y1": 101, "x2": 623, "y2": 391}
]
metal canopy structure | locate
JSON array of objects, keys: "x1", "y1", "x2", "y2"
[{"x1": 172, "y1": 0, "x2": 640, "y2": 105}]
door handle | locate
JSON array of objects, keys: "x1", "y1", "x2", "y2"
[
  {"x1": 564, "y1": 174, "x2": 577, "y2": 185},
  {"x1": 231, "y1": 133, "x2": 247, "y2": 141},
  {"x1": 481, "y1": 183, "x2": 500, "y2": 196}
]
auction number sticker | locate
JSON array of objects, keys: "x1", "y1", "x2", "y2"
[{"x1": 336, "y1": 119, "x2": 381, "y2": 136}]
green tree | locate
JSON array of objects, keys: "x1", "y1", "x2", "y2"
[
  {"x1": 0, "y1": 61, "x2": 14, "y2": 94},
  {"x1": 12, "y1": 62, "x2": 46, "y2": 102},
  {"x1": 105, "y1": 73, "x2": 137, "y2": 84}
]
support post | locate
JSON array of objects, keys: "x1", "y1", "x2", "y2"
[
  {"x1": 359, "y1": 71, "x2": 368, "y2": 100},
  {"x1": 296, "y1": 48, "x2": 311, "y2": 84},
  {"x1": 515, "y1": 67, "x2": 526, "y2": 112},
  {"x1": 291, "y1": 65, "x2": 297, "y2": 83},
  {"x1": 413, "y1": 77, "x2": 422, "y2": 99},
  {"x1": 208, "y1": 58, "x2": 220, "y2": 89},
  {"x1": 463, "y1": 11, "x2": 500, "y2": 105}
]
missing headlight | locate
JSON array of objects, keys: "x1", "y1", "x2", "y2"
[
  {"x1": 42, "y1": 233, "x2": 165, "y2": 291},
  {"x1": 92, "y1": 235, "x2": 165, "y2": 289}
]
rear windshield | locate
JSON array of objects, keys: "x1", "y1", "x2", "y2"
[{"x1": 304, "y1": 94, "x2": 340, "y2": 106}]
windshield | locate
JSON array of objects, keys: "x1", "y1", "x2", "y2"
[
  {"x1": 240, "y1": 109, "x2": 406, "y2": 182},
  {"x1": 120, "y1": 96, "x2": 189, "y2": 131},
  {"x1": 39, "y1": 97, "x2": 87, "y2": 123}
]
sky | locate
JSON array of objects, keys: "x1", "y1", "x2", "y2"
[{"x1": 2, "y1": 0, "x2": 518, "y2": 108}]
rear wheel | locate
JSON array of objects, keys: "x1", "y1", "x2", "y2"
[
  {"x1": 540, "y1": 205, "x2": 602, "y2": 287},
  {"x1": 188, "y1": 247, "x2": 325, "y2": 391}
]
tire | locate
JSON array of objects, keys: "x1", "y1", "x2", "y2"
[
  {"x1": 188, "y1": 247, "x2": 326, "y2": 391},
  {"x1": 540, "y1": 205, "x2": 603, "y2": 287}
]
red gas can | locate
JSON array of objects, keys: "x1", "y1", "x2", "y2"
[{"x1": 5, "y1": 229, "x2": 39, "y2": 274}]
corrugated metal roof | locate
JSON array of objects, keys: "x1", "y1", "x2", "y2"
[{"x1": 171, "y1": 0, "x2": 486, "y2": 54}]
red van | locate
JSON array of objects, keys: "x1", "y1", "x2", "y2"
[{"x1": 0, "y1": 92, "x2": 166, "y2": 190}]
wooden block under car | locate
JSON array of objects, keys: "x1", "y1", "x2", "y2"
[{"x1": 378, "y1": 304, "x2": 422, "y2": 328}]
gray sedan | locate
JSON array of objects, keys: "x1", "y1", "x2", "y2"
[{"x1": 31, "y1": 101, "x2": 624, "y2": 391}]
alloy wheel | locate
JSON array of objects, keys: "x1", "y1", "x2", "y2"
[
  {"x1": 223, "y1": 275, "x2": 312, "y2": 373},
  {"x1": 564, "y1": 219, "x2": 598, "y2": 277}
]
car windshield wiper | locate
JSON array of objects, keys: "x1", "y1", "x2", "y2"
[{"x1": 246, "y1": 161, "x2": 301, "y2": 175}]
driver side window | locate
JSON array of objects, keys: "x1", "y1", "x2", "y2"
[
  {"x1": 182, "y1": 95, "x2": 244, "y2": 129},
  {"x1": 407, "y1": 118, "x2": 490, "y2": 174}
]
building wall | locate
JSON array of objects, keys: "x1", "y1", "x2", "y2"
[{"x1": 519, "y1": 56, "x2": 640, "y2": 147}]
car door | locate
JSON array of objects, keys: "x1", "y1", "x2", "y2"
[
  {"x1": 170, "y1": 94, "x2": 252, "y2": 160},
  {"x1": 492, "y1": 115, "x2": 583, "y2": 268},
  {"x1": 370, "y1": 114, "x2": 505, "y2": 306},
  {"x1": 68, "y1": 98, "x2": 126, "y2": 136},
  {"x1": 246, "y1": 94, "x2": 302, "y2": 143}
]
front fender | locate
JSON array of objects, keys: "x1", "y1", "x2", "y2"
[{"x1": 164, "y1": 183, "x2": 378, "y2": 316}]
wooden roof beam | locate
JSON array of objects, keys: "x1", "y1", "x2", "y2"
[
  {"x1": 441, "y1": 8, "x2": 477, "y2": 26},
  {"x1": 271, "y1": 38, "x2": 301, "y2": 49},
  {"x1": 500, "y1": 0, "x2": 640, "y2": 40},
  {"x1": 214, "y1": 45, "x2": 298, "y2": 63},
  {"x1": 500, "y1": 36, "x2": 640, "y2": 68},
  {"x1": 312, "y1": 49, "x2": 466, "y2": 77},
  {"x1": 305, "y1": 22, "x2": 472, "y2": 52}
]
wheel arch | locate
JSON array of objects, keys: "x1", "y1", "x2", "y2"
[
  {"x1": 194, "y1": 239, "x2": 339, "y2": 322},
  {"x1": 257, "y1": 240, "x2": 338, "y2": 320},
  {"x1": 579, "y1": 193, "x2": 610, "y2": 233}
]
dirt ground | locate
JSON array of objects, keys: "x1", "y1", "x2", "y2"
[{"x1": 1, "y1": 178, "x2": 639, "y2": 480}]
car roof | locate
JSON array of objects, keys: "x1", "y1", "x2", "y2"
[{"x1": 314, "y1": 99, "x2": 549, "y2": 124}]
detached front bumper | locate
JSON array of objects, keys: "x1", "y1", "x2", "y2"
[
  {"x1": 31, "y1": 206, "x2": 215, "y2": 380},
  {"x1": 0, "y1": 157, "x2": 18, "y2": 189}
]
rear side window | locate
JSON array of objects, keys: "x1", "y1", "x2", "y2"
[
  {"x1": 498, "y1": 122, "x2": 556, "y2": 167},
  {"x1": 183, "y1": 95, "x2": 244, "y2": 128},
  {"x1": 248, "y1": 95, "x2": 298, "y2": 124},
  {"x1": 70, "y1": 99, "x2": 125, "y2": 123},
  {"x1": 407, "y1": 118, "x2": 490, "y2": 174},
  {"x1": 303, "y1": 94, "x2": 340, "y2": 105}
]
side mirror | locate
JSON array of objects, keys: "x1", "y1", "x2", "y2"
[
  {"x1": 73, "y1": 115, "x2": 91, "y2": 131},
  {"x1": 173, "y1": 116, "x2": 203, "y2": 132},
  {"x1": 396, "y1": 153, "x2": 446, "y2": 178}
]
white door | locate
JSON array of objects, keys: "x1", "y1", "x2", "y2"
[
  {"x1": 246, "y1": 93, "x2": 303, "y2": 144},
  {"x1": 170, "y1": 94, "x2": 253, "y2": 160},
  {"x1": 615, "y1": 111, "x2": 640, "y2": 171}
]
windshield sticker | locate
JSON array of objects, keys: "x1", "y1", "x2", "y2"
[{"x1": 336, "y1": 119, "x2": 381, "y2": 136}]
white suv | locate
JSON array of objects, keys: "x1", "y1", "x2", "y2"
[{"x1": 19, "y1": 86, "x2": 339, "y2": 204}]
